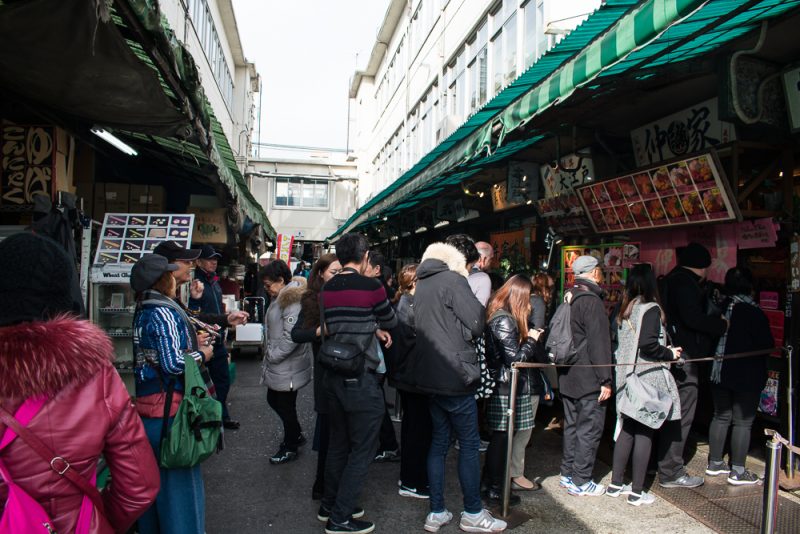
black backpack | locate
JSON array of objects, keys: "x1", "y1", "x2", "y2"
[{"x1": 545, "y1": 286, "x2": 601, "y2": 365}]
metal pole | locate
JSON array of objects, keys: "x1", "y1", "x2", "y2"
[
  {"x1": 787, "y1": 346, "x2": 795, "y2": 479},
  {"x1": 761, "y1": 438, "x2": 782, "y2": 534},
  {"x1": 502, "y1": 366, "x2": 519, "y2": 518}
]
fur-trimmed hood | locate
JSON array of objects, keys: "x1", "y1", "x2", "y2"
[
  {"x1": 0, "y1": 317, "x2": 114, "y2": 398},
  {"x1": 418, "y1": 242, "x2": 469, "y2": 279},
  {"x1": 277, "y1": 277, "x2": 308, "y2": 308}
]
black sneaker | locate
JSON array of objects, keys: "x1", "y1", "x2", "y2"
[
  {"x1": 705, "y1": 460, "x2": 730, "y2": 476},
  {"x1": 727, "y1": 469, "x2": 761, "y2": 486},
  {"x1": 269, "y1": 447, "x2": 297, "y2": 465},
  {"x1": 295, "y1": 434, "x2": 308, "y2": 447},
  {"x1": 317, "y1": 504, "x2": 365, "y2": 522},
  {"x1": 373, "y1": 448, "x2": 399, "y2": 462},
  {"x1": 324, "y1": 518, "x2": 374, "y2": 534}
]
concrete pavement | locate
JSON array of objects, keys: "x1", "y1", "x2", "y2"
[{"x1": 204, "y1": 357, "x2": 712, "y2": 533}]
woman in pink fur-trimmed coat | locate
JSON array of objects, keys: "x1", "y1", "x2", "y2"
[{"x1": 0, "y1": 232, "x2": 160, "y2": 534}]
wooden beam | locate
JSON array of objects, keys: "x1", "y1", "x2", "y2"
[{"x1": 737, "y1": 159, "x2": 778, "y2": 204}]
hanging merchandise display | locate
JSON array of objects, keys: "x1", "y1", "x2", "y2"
[
  {"x1": 561, "y1": 242, "x2": 640, "y2": 316},
  {"x1": 577, "y1": 151, "x2": 740, "y2": 235}
]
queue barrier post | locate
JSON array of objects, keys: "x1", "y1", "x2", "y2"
[
  {"x1": 761, "y1": 435, "x2": 782, "y2": 534},
  {"x1": 502, "y1": 366, "x2": 519, "y2": 518}
]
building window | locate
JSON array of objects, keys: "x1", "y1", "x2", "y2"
[
  {"x1": 504, "y1": 13, "x2": 518, "y2": 86},
  {"x1": 522, "y1": 0, "x2": 542, "y2": 69},
  {"x1": 274, "y1": 178, "x2": 329, "y2": 209},
  {"x1": 187, "y1": 0, "x2": 235, "y2": 110},
  {"x1": 468, "y1": 22, "x2": 488, "y2": 112}
]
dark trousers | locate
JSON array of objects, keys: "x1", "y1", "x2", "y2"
[
  {"x1": 322, "y1": 371, "x2": 384, "y2": 523},
  {"x1": 612, "y1": 417, "x2": 655, "y2": 494},
  {"x1": 399, "y1": 391, "x2": 432, "y2": 490},
  {"x1": 266, "y1": 389, "x2": 302, "y2": 450},
  {"x1": 657, "y1": 368, "x2": 698, "y2": 480},
  {"x1": 314, "y1": 413, "x2": 330, "y2": 493},
  {"x1": 709, "y1": 386, "x2": 760, "y2": 468},
  {"x1": 560, "y1": 394, "x2": 606, "y2": 486},
  {"x1": 485, "y1": 431, "x2": 508, "y2": 489},
  {"x1": 208, "y1": 350, "x2": 231, "y2": 419},
  {"x1": 377, "y1": 375, "x2": 399, "y2": 452}
]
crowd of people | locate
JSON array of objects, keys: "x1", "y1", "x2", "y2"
[{"x1": 0, "y1": 231, "x2": 775, "y2": 534}]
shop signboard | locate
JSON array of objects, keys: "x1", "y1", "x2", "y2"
[
  {"x1": 577, "y1": 151, "x2": 739, "y2": 235},
  {"x1": 490, "y1": 181, "x2": 523, "y2": 212},
  {"x1": 631, "y1": 98, "x2": 736, "y2": 166},
  {"x1": 736, "y1": 217, "x2": 779, "y2": 250},
  {"x1": 0, "y1": 124, "x2": 56, "y2": 207},
  {"x1": 490, "y1": 228, "x2": 531, "y2": 272},
  {"x1": 276, "y1": 233, "x2": 294, "y2": 263},
  {"x1": 534, "y1": 192, "x2": 592, "y2": 236},
  {"x1": 791, "y1": 235, "x2": 800, "y2": 292},
  {"x1": 507, "y1": 161, "x2": 539, "y2": 204},
  {"x1": 91, "y1": 213, "x2": 195, "y2": 282},
  {"x1": 188, "y1": 207, "x2": 227, "y2": 244},
  {"x1": 561, "y1": 242, "x2": 640, "y2": 316},
  {"x1": 784, "y1": 66, "x2": 800, "y2": 133},
  {"x1": 540, "y1": 154, "x2": 594, "y2": 198}
]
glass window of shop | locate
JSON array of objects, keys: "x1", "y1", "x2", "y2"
[
  {"x1": 274, "y1": 179, "x2": 329, "y2": 209},
  {"x1": 468, "y1": 22, "x2": 489, "y2": 113}
]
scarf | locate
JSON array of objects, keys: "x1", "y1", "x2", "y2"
[{"x1": 711, "y1": 294, "x2": 757, "y2": 384}]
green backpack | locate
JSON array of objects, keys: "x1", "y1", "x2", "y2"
[{"x1": 159, "y1": 355, "x2": 223, "y2": 468}]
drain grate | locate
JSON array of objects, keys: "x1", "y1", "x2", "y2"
[{"x1": 649, "y1": 450, "x2": 800, "y2": 533}]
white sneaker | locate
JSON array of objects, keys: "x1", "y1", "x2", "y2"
[
  {"x1": 605, "y1": 483, "x2": 633, "y2": 497},
  {"x1": 567, "y1": 480, "x2": 605, "y2": 497},
  {"x1": 424, "y1": 510, "x2": 453, "y2": 533},
  {"x1": 459, "y1": 509, "x2": 507, "y2": 533},
  {"x1": 627, "y1": 491, "x2": 656, "y2": 506}
]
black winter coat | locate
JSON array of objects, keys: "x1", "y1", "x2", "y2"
[
  {"x1": 485, "y1": 311, "x2": 548, "y2": 395},
  {"x1": 719, "y1": 301, "x2": 774, "y2": 392},
  {"x1": 385, "y1": 293, "x2": 421, "y2": 393},
  {"x1": 557, "y1": 279, "x2": 613, "y2": 399},
  {"x1": 412, "y1": 243, "x2": 485, "y2": 396},
  {"x1": 661, "y1": 267, "x2": 728, "y2": 382}
]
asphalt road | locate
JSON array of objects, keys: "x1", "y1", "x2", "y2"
[{"x1": 204, "y1": 357, "x2": 710, "y2": 533}]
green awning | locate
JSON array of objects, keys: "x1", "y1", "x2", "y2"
[{"x1": 330, "y1": 0, "x2": 800, "y2": 240}]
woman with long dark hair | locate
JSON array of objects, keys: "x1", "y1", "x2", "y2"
[
  {"x1": 706, "y1": 267, "x2": 773, "y2": 485},
  {"x1": 483, "y1": 275, "x2": 546, "y2": 503},
  {"x1": 611, "y1": 264, "x2": 681, "y2": 506},
  {"x1": 290, "y1": 254, "x2": 341, "y2": 498}
]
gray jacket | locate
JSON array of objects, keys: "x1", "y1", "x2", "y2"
[
  {"x1": 261, "y1": 279, "x2": 312, "y2": 391},
  {"x1": 615, "y1": 300, "x2": 680, "y2": 422}
]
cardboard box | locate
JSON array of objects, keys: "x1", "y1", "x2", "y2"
[
  {"x1": 129, "y1": 185, "x2": 165, "y2": 213},
  {"x1": 93, "y1": 183, "x2": 129, "y2": 219}
]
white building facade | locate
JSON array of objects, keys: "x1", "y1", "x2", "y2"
[
  {"x1": 350, "y1": 0, "x2": 601, "y2": 206},
  {"x1": 248, "y1": 149, "x2": 359, "y2": 244},
  {"x1": 161, "y1": 0, "x2": 260, "y2": 171}
]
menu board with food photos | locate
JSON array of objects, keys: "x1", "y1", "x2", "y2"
[
  {"x1": 561, "y1": 242, "x2": 640, "y2": 316},
  {"x1": 576, "y1": 152, "x2": 739, "y2": 234},
  {"x1": 93, "y1": 213, "x2": 195, "y2": 265}
]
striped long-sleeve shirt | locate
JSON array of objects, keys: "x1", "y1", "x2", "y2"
[
  {"x1": 321, "y1": 272, "x2": 397, "y2": 372},
  {"x1": 133, "y1": 303, "x2": 203, "y2": 396}
]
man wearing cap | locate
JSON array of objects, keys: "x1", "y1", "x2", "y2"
[
  {"x1": 558, "y1": 255, "x2": 612, "y2": 497},
  {"x1": 656, "y1": 242, "x2": 728, "y2": 489},
  {"x1": 189, "y1": 245, "x2": 243, "y2": 429}
]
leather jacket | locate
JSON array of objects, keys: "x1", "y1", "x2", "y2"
[{"x1": 485, "y1": 311, "x2": 548, "y2": 395}]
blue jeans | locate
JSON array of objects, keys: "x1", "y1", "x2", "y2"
[
  {"x1": 138, "y1": 417, "x2": 205, "y2": 534},
  {"x1": 427, "y1": 394, "x2": 482, "y2": 514}
]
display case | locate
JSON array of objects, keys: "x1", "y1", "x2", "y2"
[{"x1": 90, "y1": 279, "x2": 136, "y2": 393}]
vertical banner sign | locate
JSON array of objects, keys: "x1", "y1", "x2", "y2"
[
  {"x1": 1, "y1": 125, "x2": 56, "y2": 207},
  {"x1": 276, "y1": 233, "x2": 294, "y2": 263}
]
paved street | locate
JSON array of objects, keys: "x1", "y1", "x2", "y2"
[{"x1": 204, "y1": 357, "x2": 712, "y2": 533}]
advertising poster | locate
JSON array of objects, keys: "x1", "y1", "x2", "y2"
[
  {"x1": 561, "y1": 242, "x2": 639, "y2": 316},
  {"x1": 534, "y1": 192, "x2": 592, "y2": 235},
  {"x1": 276, "y1": 233, "x2": 294, "y2": 263},
  {"x1": 189, "y1": 207, "x2": 228, "y2": 244},
  {"x1": 94, "y1": 213, "x2": 194, "y2": 266},
  {"x1": 577, "y1": 152, "x2": 739, "y2": 235}
]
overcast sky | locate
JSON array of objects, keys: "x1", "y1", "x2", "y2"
[{"x1": 233, "y1": 0, "x2": 390, "y2": 150}]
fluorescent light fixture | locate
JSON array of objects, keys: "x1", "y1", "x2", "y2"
[
  {"x1": 91, "y1": 127, "x2": 138, "y2": 156},
  {"x1": 433, "y1": 220, "x2": 450, "y2": 228},
  {"x1": 415, "y1": 226, "x2": 428, "y2": 234}
]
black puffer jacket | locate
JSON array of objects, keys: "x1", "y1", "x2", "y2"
[
  {"x1": 386, "y1": 293, "x2": 420, "y2": 393},
  {"x1": 412, "y1": 243, "x2": 485, "y2": 396},
  {"x1": 485, "y1": 311, "x2": 548, "y2": 395}
]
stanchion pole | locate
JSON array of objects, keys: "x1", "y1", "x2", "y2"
[
  {"x1": 786, "y1": 346, "x2": 794, "y2": 479},
  {"x1": 761, "y1": 437, "x2": 782, "y2": 534},
  {"x1": 502, "y1": 366, "x2": 519, "y2": 518}
]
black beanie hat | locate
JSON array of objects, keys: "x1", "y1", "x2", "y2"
[
  {"x1": 0, "y1": 232, "x2": 82, "y2": 326},
  {"x1": 676, "y1": 242, "x2": 712, "y2": 269}
]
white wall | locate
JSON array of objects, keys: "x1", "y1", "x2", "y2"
[
  {"x1": 351, "y1": 0, "x2": 601, "y2": 206},
  {"x1": 249, "y1": 155, "x2": 358, "y2": 242}
]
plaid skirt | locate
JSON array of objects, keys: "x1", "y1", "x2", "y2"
[{"x1": 486, "y1": 392, "x2": 535, "y2": 432}]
